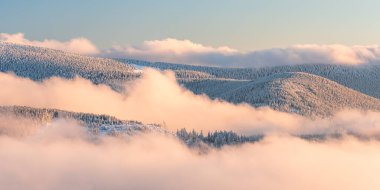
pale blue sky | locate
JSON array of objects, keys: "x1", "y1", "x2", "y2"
[{"x1": 1, "y1": 0, "x2": 380, "y2": 50}]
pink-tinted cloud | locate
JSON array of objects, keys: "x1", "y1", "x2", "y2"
[
  {"x1": 2, "y1": 32, "x2": 380, "y2": 67},
  {"x1": 1, "y1": 125, "x2": 380, "y2": 190},
  {"x1": 0, "y1": 33, "x2": 99, "y2": 55},
  {"x1": 1, "y1": 70, "x2": 380, "y2": 137},
  {"x1": 102, "y1": 39, "x2": 380, "y2": 67}
]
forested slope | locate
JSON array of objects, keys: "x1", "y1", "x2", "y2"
[
  {"x1": 183, "y1": 72, "x2": 380, "y2": 117},
  {"x1": 0, "y1": 106, "x2": 163, "y2": 137},
  {"x1": 0, "y1": 42, "x2": 139, "y2": 89},
  {"x1": 123, "y1": 59, "x2": 380, "y2": 99}
]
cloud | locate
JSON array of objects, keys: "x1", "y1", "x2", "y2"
[
  {"x1": 1, "y1": 69, "x2": 380, "y2": 137},
  {"x1": 1, "y1": 122, "x2": 380, "y2": 190},
  {"x1": 121, "y1": 38, "x2": 237, "y2": 55},
  {"x1": 102, "y1": 39, "x2": 380, "y2": 67},
  {"x1": 1, "y1": 68, "x2": 380, "y2": 189},
  {"x1": 0, "y1": 69, "x2": 301, "y2": 134},
  {"x1": 0, "y1": 33, "x2": 99, "y2": 55},
  {"x1": 2, "y1": 32, "x2": 380, "y2": 67}
]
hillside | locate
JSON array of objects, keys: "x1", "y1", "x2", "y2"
[
  {"x1": 122, "y1": 59, "x2": 380, "y2": 99},
  {"x1": 0, "y1": 42, "x2": 139, "y2": 90},
  {"x1": 0, "y1": 106, "x2": 261, "y2": 147},
  {"x1": 2, "y1": 43, "x2": 380, "y2": 117},
  {"x1": 183, "y1": 72, "x2": 380, "y2": 117},
  {"x1": 0, "y1": 106, "x2": 164, "y2": 137}
]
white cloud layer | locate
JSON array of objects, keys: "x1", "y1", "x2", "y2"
[
  {"x1": 104, "y1": 40, "x2": 380, "y2": 67},
  {"x1": 1, "y1": 70, "x2": 380, "y2": 137},
  {"x1": 0, "y1": 70, "x2": 300, "y2": 134},
  {"x1": 1, "y1": 121, "x2": 380, "y2": 190},
  {"x1": 115, "y1": 38, "x2": 238, "y2": 55},
  {"x1": 1, "y1": 69, "x2": 380, "y2": 189},
  {"x1": 0, "y1": 33, "x2": 99, "y2": 55},
  {"x1": 2, "y1": 32, "x2": 380, "y2": 67}
]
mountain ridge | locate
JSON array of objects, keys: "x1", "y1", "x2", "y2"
[
  {"x1": 0, "y1": 42, "x2": 139, "y2": 90},
  {"x1": 1, "y1": 43, "x2": 380, "y2": 117},
  {"x1": 122, "y1": 59, "x2": 380, "y2": 99},
  {"x1": 0, "y1": 105, "x2": 165, "y2": 137},
  {"x1": 214, "y1": 72, "x2": 380, "y2": 117}
]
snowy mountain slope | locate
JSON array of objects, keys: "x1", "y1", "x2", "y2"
[
  {"x1": 122, "y1": 59, "x2": 380, "y2": 99},
  {"x1": 174, "y1": 70, "x2": 217, "y2": 81},
  {"x1": 184, "y1": 72, "x2": 380, "y2": 117},
  {"x1": 0, "y1": 106, "x2": 262, "y2": 148},
  {"x1": 1, "y1": 43, "x2": 379, "y2": 117},
  {"x1": 0, "y1": 42, "x2": 140, "y2": 89},
  {"x1": 0, "y1": 44, "x2": 214, "y2": 86},
  {"x1": 0, "y1": 106, "x2": 164, "y2": 137}
]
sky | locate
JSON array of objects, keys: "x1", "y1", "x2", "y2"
[
  {"x1": 3, "y1": 2, "x2": 380, "y2": 188},
  {"x1": 1, "y1": 0, "x2": 380, "y2": 51}
]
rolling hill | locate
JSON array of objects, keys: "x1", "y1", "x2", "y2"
[
  {"x1": 0, "y1": 106, "x2": 261, "y2": 147},
  {"x1": 183, "y1": 72, "x2": 380, "y2": 117},
  {"x1": 0, "y1": 42, "x2": 139, "y2": 90},
  {"x1": 1, "y1": 43, "x2": 380, "y2": 117},
  {"x1": 122, "y1": 59, "x2": 380, "y2": 99},
  {"x1": 0, "y1": 105, "x2": 164, "y2": 137}
]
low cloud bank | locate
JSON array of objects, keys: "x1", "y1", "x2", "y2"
[
  {"x1": 1, "y1": 67, "x2": 380, "y2": 189},
  {"x1": 2, "y1": 32, "x2": 380, "y2": 67},
  {"x1": 0, "y1": 69, "x2": 299, "y2": 133},
  {"x1": 1, "y1": 69, "x2": 380, "y2": 137},
  {"x1": 1, "y1": 120, "x2": 380, "y2": 190},
  {"x1": 103, "y1": 39, "x2": 380, "y2": 67},
  {"x1": 0, "y1": 33, "x2": 99, "y2": 55}
]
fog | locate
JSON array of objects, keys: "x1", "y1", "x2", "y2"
[
  {"x1": 2, "y1": 69, "x2": 380, "y2": 137},
  {"x1": 0, "y1": 69, "x2": 301, "y2": 134},
  {"x1": 2, "y1": 69, "x2": 380, "y2": 189},
  {"x1": 1, "y1": 120, "x2": 380, "y2": 190}
]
